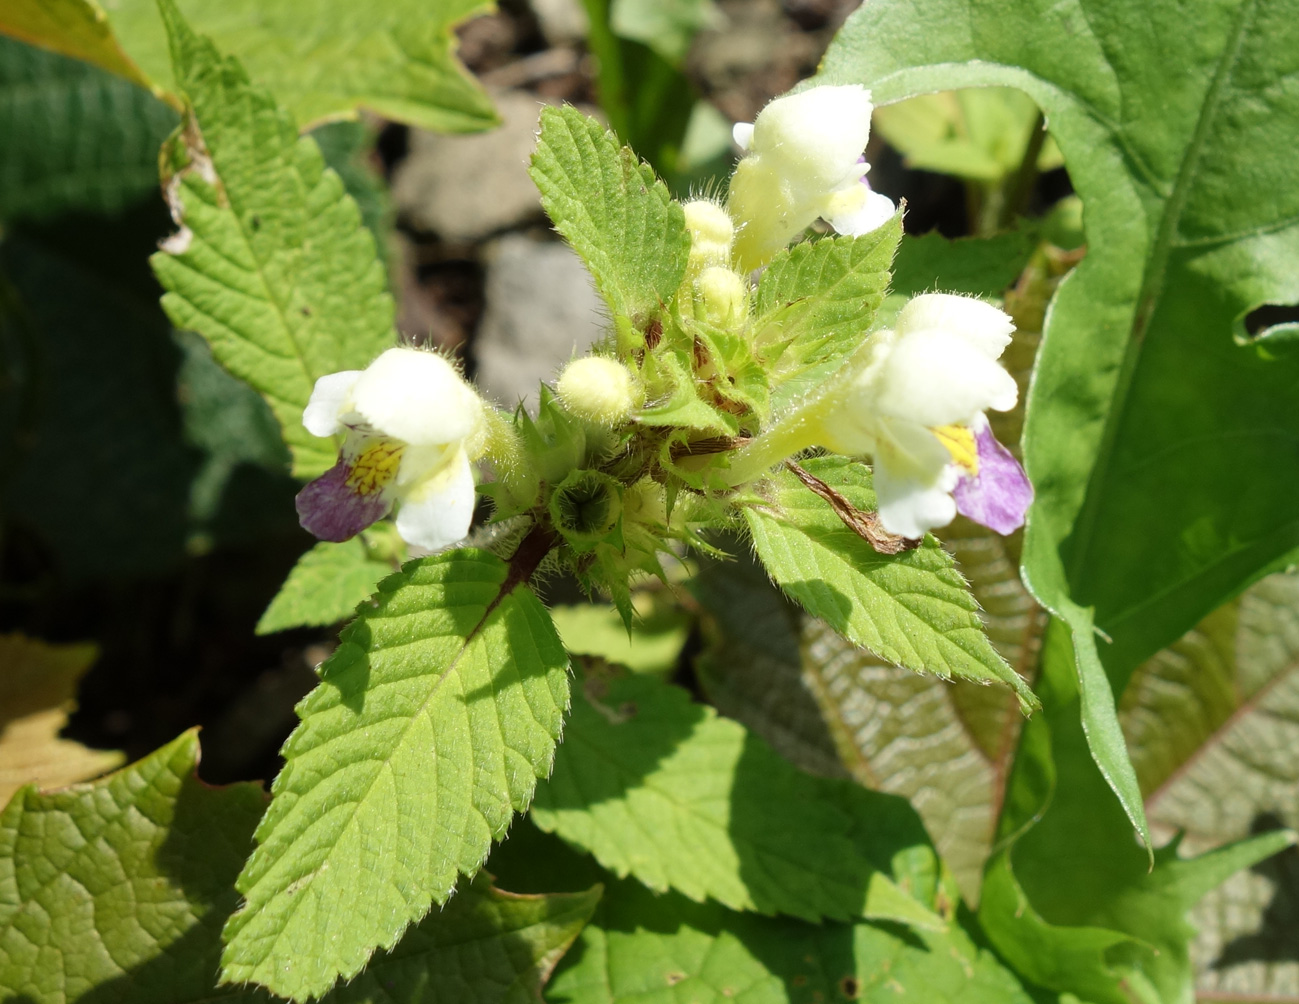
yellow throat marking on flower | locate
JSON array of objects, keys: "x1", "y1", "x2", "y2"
[
  {"x1": 933, "y1": 424, "x2": 979, "y2": 475},
  {"x1": 346, "y1": 438, "x2": 405, "y2": 496}
]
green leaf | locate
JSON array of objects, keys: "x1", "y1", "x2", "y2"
[
  {"x1": 742, "y1": 455, "x2": 1036, "y2": 708},
  {"x1": 545, "y1": 876, "x2": 1034, "y2": 1004},
  {"x1": 979, "y1": 618, "x2": 1294, "y2": 1004},
  {"x1": 0, "y1": 635, "x2": 122, "y2": 806},
  {"x1": 0, "y1": 730, "x2": 270, "y2": 1004},
  {"x1": 609, "y1": 0, "x2": 717, "y2": 66},
  {"x1": 0, "y1": 0, "x2": 496, "y2": 133},
  {"x1": 532, "y1": 669, "x2": 943, "y2": 930},
  {"x1": 819, "y1": 0, "x2": 1299, "y2": 789},
  {"x1": 1125, "y1": 571, "x2": 1299, "y2": 998},
  {"x1": 256, "y1": 539, "x2": 394, "y2": 635},
  {"x1": 0, "y1": 730, "x2": 599, "y2": 1004},
  {"x1": 149, "y1": 1, "x2": 395, "y2": 478},
  {"x1": 889, "y1": 229, "x2": 1037, "y2": 301},
  {"x1": 752, "y1": 224, "x2": 901, "y2": 414},
  {"x1": 222, "y1": 548, "x2": 571, "y2": 1000},
  {"x1": 529, "y1": 105, "x2": 690, "y2": 333},
  {"x1": 0, "y1": 36, "x2": 177, "y2": 222},
  {"x1": 549, "y1": 601, "x2": 688, "y2": 677}
]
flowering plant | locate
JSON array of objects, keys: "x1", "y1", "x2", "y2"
[{"x1": 4, "y1": 2, "x2": 1298, "y2": 1003}]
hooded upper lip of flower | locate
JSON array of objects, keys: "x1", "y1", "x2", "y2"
[
  {"x1": 727, "y1": 84, "x2": 897, "y2": 272},
  {"x1": 295, "y1": 347, "x2": 485, "y2": 551},
  {"x1": 807, "y1": 293, "x2": 1032, "y2": 539}
]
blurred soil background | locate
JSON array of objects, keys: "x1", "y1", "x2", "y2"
[{"x1": 0, "y1": 0, "x2": 1061, "y2": 787}]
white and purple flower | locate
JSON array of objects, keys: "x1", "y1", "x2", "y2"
[
  {"x1": 727, "y1": 84, "x2": 896, "y2": 271},
  {"x1": 295, "y1": 347, "x2": 485, "y2": 551},
  {"x1": 804, "y1": 293, "x2": 1032, "y2": 539}
]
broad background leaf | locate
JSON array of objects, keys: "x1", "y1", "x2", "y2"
[
  {"x1": 529, "y1": 105, "x2": 690, "y2": 333},
  {"x1": 222, "y1": 549, "x2": 571, "y2": 1001},
  {"x1": 743, "y1": 455, "x2": 1035, "y2": 707},
  {"x1": 0, "y1": 0, "x2": 495, "y2": 132},
  {"x1": 531, "y1": 669, "x2": 943, "y2": 929},
  {"x1": 818, "y1": 0, "x2": 1299, "y2": 841},
  {"x1": 0, "y1": 635, "x2": 122, "y2": 805},
  {"x1": 0, "y1": 36, "x2": 176, "y2": 222},
  {"x1": 1124, "y1": 571, "x2": 1299, "y2": 1000},
  {"x1": 150, "y1": 2, "x2": 395, "y2": 478}
]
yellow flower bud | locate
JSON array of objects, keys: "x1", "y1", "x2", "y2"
[
  {"x1": 682, "y1": 199, "x2": 734, "y2": 273},
  {"x1": 556, "y1": 356, "x2": 640, "y2": 425},
  {"x1": 696, "y1": 266, "x2": 748, "y2": 329}
]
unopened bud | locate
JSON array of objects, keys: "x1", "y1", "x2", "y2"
[
  {"x1": 682, "y1": 199, "x2": 734, "y2": 272},
  {"x1": 556, "y1": 356, "x2": 639, "y2": 425},
  {"x1": 697, "y1": 266, "x2": 747, "y2": 329}
]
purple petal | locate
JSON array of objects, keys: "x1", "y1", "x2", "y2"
[
  {"x1": 296, "y1": 458, "x2": 392, "y2": 542},
  {"x1": 953, "y1": 422, "x2": 1033, "y2": 534}
]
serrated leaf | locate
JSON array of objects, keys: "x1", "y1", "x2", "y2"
[
  {"x1": 0, "y1": 0, "x2": 496, "y2": 133},
  {"x1": 752, "y1": 224, "x2": 901, "y2": 415},
  {"x1": 0, "y1": 730, "x2": 270, "y2": 1004},
  {"x1": 980, "y1": 618, "x2": 1293, "y2": 1004},
  {"x1": 256, "y1": 539, "x2": 394, "y2": 635},
  {"x1": 0, "y1": 635, "x2": 122, "y2": 806},
  {"x1": 532, "y1": 669, "x2": 942, "y2": 930},
  {"x1": 149, "y1": 2, "x2": 395, "y2": 478},
  {"x1": 889, "y1": 229, "x2": 1037, "y2": 301},
  {"x1": 545, "y1": 876, "x2": 1033, "y2": 1004},
  {"x1": 819, "y1": 0, "x2": 1299, "y2": 835},
  {"x1": 1124, "y1": 571, "x2": 1299, "y2": 999},
  {"x1": 222, "y1": 548, "x2": 571, "y2": 1001},
  {"x1": 0, "y1": 36, "x2": 177, "y2": 222},
  {"x1": 743, "y1": 455, "x2": 1035, "y2": 708},
  {"x1": 0, "y1": 729, "x2": 598, "y2": 1004},
  {"x1": 529, "y1": 105, "x2": 690, "y2": 332}
]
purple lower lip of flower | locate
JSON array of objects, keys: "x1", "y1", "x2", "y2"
[
  {"x1": 296, "y1": 458, "x2": 392, "y2": 542},
  {"x1": 953, "y1": 422, "x2": 1033, "y2": 535}
]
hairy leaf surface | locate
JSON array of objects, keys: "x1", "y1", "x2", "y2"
[
  {"x1": 530, "y1": 105, "x2": 690, "y2": 334},
  {"x1": 150, "y1": 3, "x2": 394, "y2": 478},
  {"x1": 743, "y1": 455, "x2": 1035, "y2": 707},
  {"x1": 256, "y1": 539, "x2": 394, "y2": 635},
  {"x1": 222, "y1": 549, "x2": 570, "y2": 1000},
  {"x1": 532, "y1": 670, "x2": 942, "y2": 929}
]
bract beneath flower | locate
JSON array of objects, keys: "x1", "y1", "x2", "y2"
[
  {"x1": 803, "y1": 293, "x2": 1031, "y2": 539},
  {"x1": 295, "y1": 347, "x2": 485, "y2": 551},
  {"x1": 727, "y1": 84, "x2": 896, "y2": 271}
]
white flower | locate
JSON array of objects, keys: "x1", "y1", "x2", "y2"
[
  {"x1": 805, "y1": 293, "x2": 1030, "y2": 539},
  {"x1": 296, "y1": 347, "x2": 485, "y2": 551},
  {"x1": 727, "y1": 84, "x2": 896, "y2": 271}
]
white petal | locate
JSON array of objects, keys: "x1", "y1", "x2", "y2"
[
  {"x1": 872, "y1": 420, "x2": 959, "y2": 538},
  {"x1": 751, "y1": 85, "x2": 875, "y2": 190},
  {"x1": 896, "y1": 293, "x2": 1014, "y2": 359},
  {"x1": 825, "y1": 186, "x2": 896, "y2": 236},
  {"x1": 732, "y1": 121, "x2": 755, "y2": 151},
  {"x1": 303, "y1": 370, "x2": 362, "y2": 437},
  {"x1": 394, "y1": 448, "x2": 477, "y2": 551},
  {"x1": 349, "y1": 347, "x2": 483, "y2": 446},
  {"x1": 874, "y1": 328, "x2": 1019, "y2": 427}
]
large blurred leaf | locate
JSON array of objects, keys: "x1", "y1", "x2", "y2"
[
  {"x1": 0, "y1": 635, "x2": 121, "y2": 805},
  {"x1": 0, "y1": 729, "x2": 598, "y2": 1004},
  {"x1": 150, "y1": 2, "x2": 395, "y2": 478},
  {"x1": 980, "y1": 620, "x2": 1293, "y2": 1004},
  {"x1": 743, "y1": 455, "x2": 1035, "y2": 707},
  {"x1": 1123, "y1": 571, "x2": 1299, "y2": 999},
  {"x1": 0, "y1": 36, "x2": 176, "y2": 222},
  {"x1": 819, "y1": 0, "x2": 1299, "y2": 840},
  {"x1": 0, "y1": 0, "x2": 495, "y2": 132},
  {"x1": 546, "y1": 876, "x2": 1033, "y2": 1004},
  {"x1": 222, "y1": 548, "x2": 571, "y2": 1000},
  {"x1": 531, "y1": 669, "x2": 943, "y2": 930}
]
